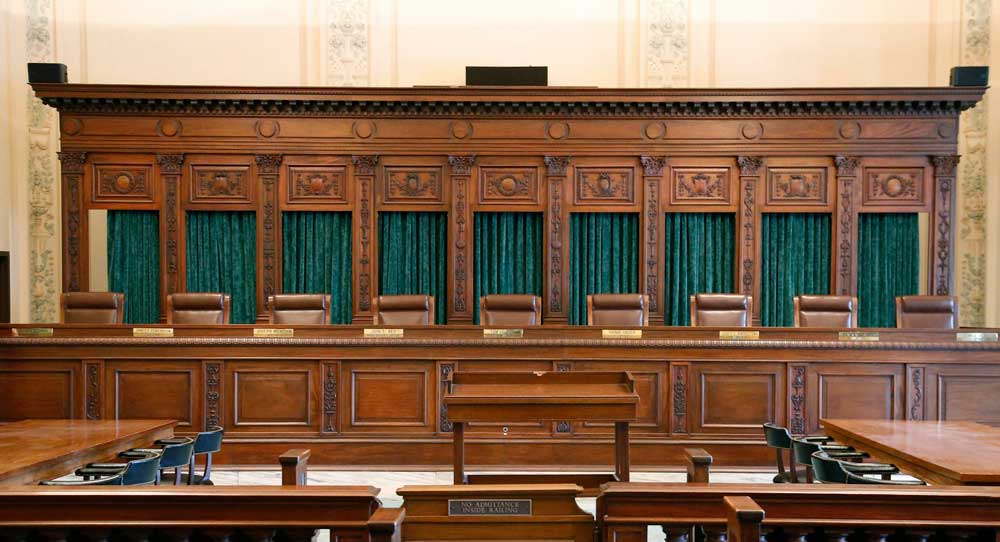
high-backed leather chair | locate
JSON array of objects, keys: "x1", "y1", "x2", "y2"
[
  {"x1": 60, "y1": 292, "x2": 125, "y2": 324},
  {"x1": 479, "y1": 294, "x2": 541, "y2": 326},
  {"x1": 587, "y1": 294, "x2": 649, "y2": 327},
  {"x1": 689, "y1": 293, "x2": 752, "y2": 327},
  {"x1": 268, "y1": 294, "x2": 331, "y2": 325},
  {"x1": 794, "y1": 295, "x2": 858, "y2": 328},
  {"x1": 167, "y1": 293, "x2": 231, "y2": 325},
  {"x1": 895, "y1": 295, "x2": 959, "y2": 329},
  {"x1": 373, "y1": 295, "x2": 435, "y2": 325}
]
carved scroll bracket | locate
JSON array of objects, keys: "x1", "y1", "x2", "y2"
[
  {"x1": 449, "y1": 155, "x2": 476, "y2": 322},
  {"x1": 352, "y1": 156, "x2": 379, "y2": 317},
  {"x1": 544, "y1": 156, "x2": 571, "y2": 323},
  {"x1": 930, "y1": 155, "x2": 960, "y2": 296},
  {"x1": 256, "y1": 154, "x2": 283, "y2": 312},
  {"x1": 834, "y1": 156, "x2": 860, "y2": 296},
  {"x1": 58, "y1": 151, "x2": 88, "y2": 292}
]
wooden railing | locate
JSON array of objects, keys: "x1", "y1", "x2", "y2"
[{"x1": 597, "y1": 483, "x2": 1000, "y2": 542}]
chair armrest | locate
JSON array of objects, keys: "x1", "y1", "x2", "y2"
[
  {"x1": 818, "y1": 444, "x2": 854, "y2": 452},
  {"x1": 841, "y1": 462, "x2": 899, "y2": 475},
  {"x1": 155, "y1": 438, "x2": 188, "y2": 445},
  {"x1": 75, "y1": 467, "x2": 126, "y2": 477},
  {"x1": 846, "y1": 471, "x2": 926, "y2": 485},
  {"x1": 824, "y1": 451, "x2": 869, "y2": 460},
  {"x1": 801, "y1": 436, "x2": 834, "y2": 443}
]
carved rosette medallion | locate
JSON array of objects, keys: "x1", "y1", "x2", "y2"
[
  {"x1": 863, "y1": 168, "x2": 924, "y2": 207},
  {"x1": 479, "y1": 168, "x2": 537, "y2": 204},
  {"x1": 192, "y1": 167, "x2": 251, "y2": 202}
]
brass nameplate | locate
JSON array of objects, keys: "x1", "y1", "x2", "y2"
[
  {"x1": 12, "y1": 327, "x2": 54, "y2": 337},
  {"x1": 484, "y1": 328, "x2": 524, "y2": 338},
  {"x1": 133, "y1": 328, "x2": 174, "y2": 338},
  {"x1": 254, "y1": 328, "x2": 294, "y2": 338},
  {"x1": 448, "y1": 499, "x2": 531, "y2": 516},
  {"x1": 957, "y1": 332, "x2": 999, "y2": 342},
  {"x1": 364, "y1": 328, "x2": 404, "y2": 338},
  {"x1": 839, "y1": 331, "x2": 880, "y2": 342},
  {"x1": 719, "y1": 330, "x2": 759, "y2": 340},
  {"x1": 602, "y1": 329, "x2": 643, "y2": 339}
]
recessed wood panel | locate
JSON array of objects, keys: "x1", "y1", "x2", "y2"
[
  {"x1": 936, "y1": 374, "x2": 1000, "y2": 422},
  {"x1": 0, "y1": 370, "x2": 73, "y2": 420},
  {"x1": 478, "y1": 167, "x2": 539, "y2": 206},
  {"x1": 113, "y1": 370, "x2": 193, "y2": 426},
  {"x1": 344, "y1": 362, "x2": 433, "y2": 433},
  {"x1": 805, "y1": 363, "x2": 903, "y2": 433},
  {"x1": 862, "y1": 168, "x2": 925, "y2": 207},
  {"x1": 383, "y1": 167, "x2": 443, "y2": 204},
  {"x1": 189, "y1": 165, "x2": 253, "y2": 205},
  {"x1": 234, "y1": 371, "x2": 311, "y2": 425},
  {"x1": 691, "y1": 362, "x2": 785, "y2": 435},
  {"x1": 669, "y1": 168, "x2": 731, "y2": 206},
  {"x1": 453, "y1": 360, "x2": 550, "y2": 434},
  {"x1": 574, "y1": 167, "x2": 635, "y2": 206},
  {"x1": 286, "y1": 165, "x2": 348, "y2": 204},
  {"x1": 92, "y1": 165, "x2": 155, "y2": 204},
  {"x1": 765, "y1": 168, "x2": 828, "y2": 206}
]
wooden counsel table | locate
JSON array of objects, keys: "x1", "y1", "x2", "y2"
[
  {"x1": 444, "y1": 371, "x2": 638, "y2": 490},
  {"x1": 821, "y1": 418, "x2": 1000, "y2": 486},
  {"x1": 0, "y1": 419, "x2": 176, "y2": 485}
]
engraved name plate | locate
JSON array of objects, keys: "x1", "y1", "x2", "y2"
[
  {"x1": 484, "y1": 328, "x2": 524, "y2": 338},
  {"x1": 839, "y1": 331, "x2": 879, "y2": 341},
  {"x1": 133, "y1": 328, "x2": 174, "y2": 337},
  {"x1": 602, "y1": 329, "x2": 643, "y2": 339},
  {"x1": 254, "y1": 328, "x2": 295, "y2": 337},
  {"x1": 957, "y1": 332, "x2": 999, "y2": 342},
  {"x1": 448, "y1": 499, "x2": 532, "y2": 516},
  {"x1": 364, "y1": 328, "x2": 404, "y2": 338},
  {"x1": 12, "y1": 327, "x2": 54, "y2": 337},
  {"x1": 719, "y1": 330, "x2": 759, "y2": 340}
]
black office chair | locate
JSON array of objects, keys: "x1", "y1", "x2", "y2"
[
  {"x1": 762, "y1": 423, "x2": 835, "y2": 483},
  {"x1": 791, "y1": 437, "x2": 869, "y2": 483},
  {"x1": 75, "y1": 452, "x2": 162, "y2": 486},
  {"x1": 40, "y1": 468, "x2": 128, "y2": 486},
  {"x1": 119, "y1": 437, "x2": 195, "y2": 485},
  {"x1": 157, "y1": 427, "x2": 224, "y2": 485},
  {"x1": 811, "y1": 451, "x2": 924, "y2": 485}
]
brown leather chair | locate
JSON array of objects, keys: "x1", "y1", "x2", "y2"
[
  {"x1": 794, "y1": 295, "x2": 858, "y2": 328},
  {"x1": 895, "y1": 295, "x2": 959, "y2": 329},
  {"x1": 268, "y1": 294, "x2": 331, "y2": 325},
  {"x1": 167, "y1": 293, "x2": 231, "y2": 325},
  {"x1": 587, "y1": 294, "x2": 649, "y2": 327},
  {"x1": 479, "y1": 294, "x2": 542, "y2": 326},
  {"x1": 690, "y1": 293, "x2": 752, "y2": 327},
  {"x1": 60, "y1": 292, "x2": 125, "y2": 324},
  {"x1": 372, "y1": 295, "x2": 435, "y2": 325}
]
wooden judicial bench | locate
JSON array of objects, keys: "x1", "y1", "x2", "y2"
[{"x1": 3, "y1": 325, "x2": 1000, "y2": 468}]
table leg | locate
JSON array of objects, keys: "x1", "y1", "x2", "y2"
[
  {"x1": 453, "y1": 421, "x2": 466, "y2": 484},
  {"x1": 614, "y1": 421, "x2": 630, "y2": 482}
]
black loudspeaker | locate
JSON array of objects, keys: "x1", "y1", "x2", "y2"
[
  {"x1": 27, "y1": 63, "x2": 68, "y2": 83},
  {"x1": 950, "y1": 66, "x2": 989, "y2": 87},
  {"x1": 465, "y1": 66, "x2": 547, "y2": 86}
]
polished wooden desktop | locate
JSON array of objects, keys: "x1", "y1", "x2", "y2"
[
  {"x1": 445, "y1": 371, "x2": 638, "y2": 488},
  {"x1": 0, "y1": 419, "x2": 176, "y2": 485},
  {"x1": 821, "y1": 418, "x2": 1000, "y2": 485}
]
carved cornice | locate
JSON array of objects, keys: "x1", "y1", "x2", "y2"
[
  {"x1": 255, "y1": 154, "x2": 284, "y2": 174},
  {"x1": 448, "y1": 155, "x2": 477, "y2": 176},
  {"x1": 640, "y1": 155, "x2": 667, "y2": 176},
  {"x1": 932, "y1": 154, "x2": 961, "y2": 176},
  {"x1": 737, "y1": 156, "x2": 763, "y2": 176},
  {"x1": 57, "y1": 151, "x2": 87, "y2": 173},
  {"x1": 835, "y1": 155, "x2": 861, "y2": 176},
  {"x1": 351, "y1": 155, "x2": 379, "y2": 175},
  {"x1": 156, "y1": 153, "x2": 185, "y2": 174},
  {"x1": 544, "y1": 156, "x2": 571, "y2": 176}
]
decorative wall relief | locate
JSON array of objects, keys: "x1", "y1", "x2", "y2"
[
  {"x1": 479, "y1": 167, "x2": 538, "y2": 205},
  {"x1": 863, "y1": 169, "x2": 923, "y2": 206},
  {"x1": 191, "y1": 167, "x2": 252, "y2": 203},
  {"x1": 383, "y1": 167, "x2": 443, "y2": 203},
  {"x1": 670, "y1": 168, "x2": 730, "y2": 205},
  {"x1": 288, "y1": 166, "x2": 347, "y2": 203},
  {"x1": 94, "y1": 166, "x2": 153, "y2": 203},
  {"x1": 644, "y1": 0, "x2": 690, "y2": 87},
  {"x1": 766, "y1": 169, "x2": 827, "y2": 206},
  {"x1": 325, "y1": 0, "x2": 370, "y2": 86},
  {"x1": 574, "y1": 168, "x2": 635, "y2": 205}
]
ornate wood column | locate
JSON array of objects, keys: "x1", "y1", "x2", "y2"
[
  {"x1": 447, "y1": 155, "x2": 476, "y2": 324},
  {"x1": 352, "y1": 155, "x2": 379, "y2": 323},
  {"x1": 833, "y1": 156, "x2": 860, "y2": 296},
  {"x1": 58, "y1": 151, "x2": 87, "y2": 292},
  {"x1": 736, "y1": 156, "x2": 763, "y2": 324},
  {"x1": 256, "y1": 154, "x2": 283, "y2": 317},
  {"x1": 544, "y1": 156, "x2": 571, "y2": 324},
  {"x1": 156, "y1": 153, "x2": 185, "y2": 319},
  {"x1": 930, "y1": 155, "x2": 960, "y2": 296},
  {"x1": 640, "y1": 156, "x2": 666, "y2": 325}
]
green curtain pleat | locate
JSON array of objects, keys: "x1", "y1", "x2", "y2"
[
  {"x1": 858, "y1": 213, "x2": 920, "y2": 328},
  {"x1": 185, "y1": 211, "x2": 257, "y2": 324},
  {"x1": 568, "y1": 213, "x2": 639, "y2": 325},
  {"x1": 760, "y1": 213, "x2": 831, "y2": 327},
  {"x1": 663, "y1": 213, "x2": 735, "y2": 326},
  {"x1": 107, "y1": 210, "x2": 160, "y2": 324},
  {"x1": 473, "y1": 212, "x2": 543, "y2": 324},
  {"x1": 378, "y1": 211, "x2": 448, "y2": 324},
  {"x1": 282, "y1": 211, "x2": 353, "y2": 324}
]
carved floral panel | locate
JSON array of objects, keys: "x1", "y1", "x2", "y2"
[
  {"x1": 190, "y1": 166, "x2": 252, "y2": 204},
  {"x1": 863, "y1": 167, "x2": 925, "y2": 207},
  {"x1": 287, "y1": 166, "x2": 347, "y2": 204},
  {"x1": 766, "y1": 168, "x2": 828, "y2": 206},
  {"x1": 574, "y1": 168, "x2": 635, "y2": 205},
  {"x1": 669, "y1": 168, "x2": 730, "y2": 205},
  {"x1": 478, "y1": 167, "x2": 538, "y2": 205},
  {"x1": 93, "y1": 165, "x2": 154, "y2": 203},
  {"x1": 383, "y1": 167, "x2": 443, "y2": 204}
]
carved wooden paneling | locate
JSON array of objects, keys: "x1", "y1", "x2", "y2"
[
  {"x1": 737, "y1": 157, "x2": 762, "y2": 322},
  {"x1": 286, "y1": 166, "x2": 347, "y2": 204},
  {"x1": 908, "y1": 365, "x2": 925, "y2": 421},
  {"x1": 438, "y1": 362, "x2": 455, "y2": 433},
  {"x1": 107, "y1": 361, "x2": 198, "y2": 428},
  {"x1": 453, "y1": 359, "x2": 550, "y2": 435},
  {"x1": 343, "y1": 362, "x2": 433, "y2": 433},
  {"x1": 862, "y1": 168, "x2": 925, "y2": 207},
  {"x1": 383, "y1": 167, "x2": 443, "y2": 204},
  {"x1": 671, "y1": 362, "x2": 689, "y2": 434},
  {"x1": 0, "y1": 362, "x2": 77, "y2": 420},
  {"x1": 789, "y1": 364, "x2": 806, "y2": 435},
  {"x1": 930, "y1": 155, "x2": 960, "y2": 295},
  {"x1": 92, "y1": 165, "x2": 154, "y2": 203},
  {"x1": 189, "y1": 166, "x2": 253, "y2": 204},
  {"x1": 449, "y1": 156, "x2": 475, "y2": 323},
  {"x1": 322, "y1": 361, "x2": 339, "y2": 433},
  {"x1": 257, "y1": 154, "x2": 282, "y2": 316},
  {"x1": 59, "y1": 151, "x2": 87, "y2": 292},
  {"x1": 85, "y1": 360, "x2": 102, "y2": 420},
  {"x1": 478, "y1": 167, "x2": 539, "y2": 206},
  {"x1": 691, "y1": 362, "x2": 785, "y2": 436},
  {"x1": 805, "y1": 363, "x2": 904, "y2": 434},
  {"x1": 641, "y1": 157, "x2": 664, "y2": 321},
  {"x1": 157, "y1": 154, "x2": 184, "y2": 301},
  {"x1": 834, "y1": 156, "x2": 859, "y2": 296},
  {"x1": 574, "y1": 167, "x2": 635, "y2": 205},
  {"x1": 669, "y1": 168, "x2": 730, "y2": 206},
  {"x1": 204, "y1": 361, "x2": 222, "y2": 430},
  {"x1": 544, "y1": 156, "x2": 570, "y2": 323},
  {"x1": 352, "y1": 155, "x2": 378, "y2": 319},
  {"x1": 573, "y1": 361, "x2": 666, "y2": 434},
  {"x1": 924, "y1": 364, "x2": 1000, "y2": 424},
  {"x1": 765, "y1": 168, "x2": 828, "y2": 206},
  {"x1": 233, "y1": 370, "x2": 311, "y2": 426}
]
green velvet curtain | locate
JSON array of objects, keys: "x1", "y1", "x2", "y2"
[
  {"x1": 473, "y1": 212, "x2": 543, "y2": 324},
  {"x1": 185, "y1": 211, "x2": 257, "y2": 323},
  {"x1": 663, "y1": 213, "x2": 735, "y2": 326},
  {"x1": 107, "y1": 210, "x2": 160, "y2": 324},
  {"x1": 568, "y1": 213, "x2": 639, "y2": 325},
  {"x1": 858, "y1": 213, "x2": 920, "y2": 328},
  {"x1": 760, "y1": 213, "x2": 831, "y2": 327},
  {"x1": 282, "y1": 211, "x2": 353, "y2": 324},
  {"x1": 378, "y1": 211, "x2": 448, "y2": 324}
]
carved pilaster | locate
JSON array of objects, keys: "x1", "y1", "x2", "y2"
[
  {"x1": 58, "y1": 151, "x2": 87, "y2": 292},
  {"x1": 671, "y1": 362, "x2": 689, "y2": 434},
  {"x1": 439, "y1": 362, "x2": 456, "y2": 432},
  {"x1": 736, "y1": 156, "x2": 762, "y2": 323},
  {"x1": 322, "y1": 362, "x2": 339, "y2": 433},
  {"x1": 834, "y1": 156, "x2": 860, "y2": 296},
  {"x1": 156, "y1": 155, "x2": 184, "y2": 310},
  {"x1": 448, "y1": 156, "x2": 476, "y2": 323},
  {"x1": 641, "y1": 156, "x2": 665, "y2": 323},
  {"x1": 908, "y1": 365, "x2": 925, "y2": 421},
  {"x1": 545, "y1": 157, "x2": 571, "y2": 323},
  {"x1": 256, "y1": 154, "x2": 283, "y2": 314},
  {"x1": 85, "y1": 361, "x2": 102, "y2": 420},
  {"x1": 931, "y1": 155, "x2": 960, "y2": 295},
  {"x1": 789, "y1": 365, "x2": 806, "y2": 435},
  {"x1": 352, "y1": 155, "x2": 379, "y2": 320},
  {"x1": 204, "y1": 362, "x2": 222, "y2": 430}
]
